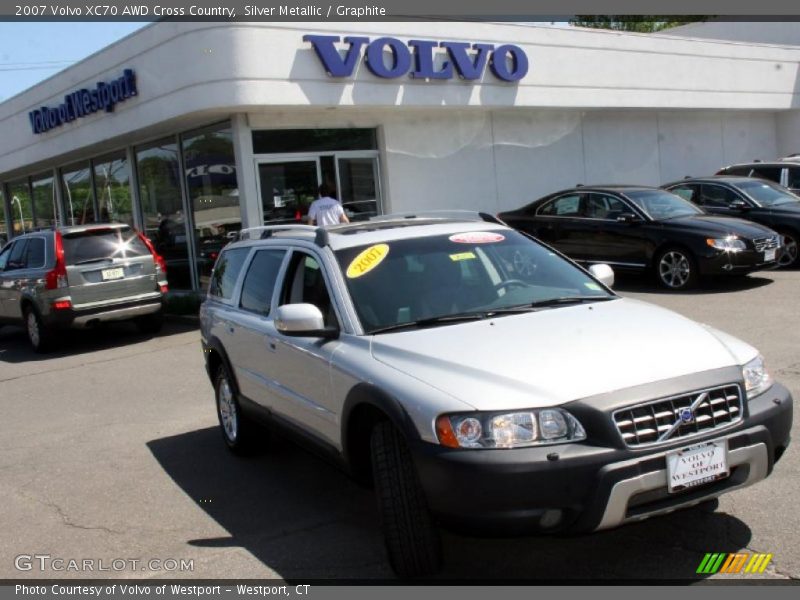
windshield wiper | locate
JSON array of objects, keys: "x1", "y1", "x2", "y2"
[
  {"x1": 527, "y1": 296, "x2": 616, "y2": 308},
  {"x1": 369, "y1": 312, "x2": 489, "y2": 334},
  {"x1": 73, "y1": 257, "x2": 114, "y2": 266}
]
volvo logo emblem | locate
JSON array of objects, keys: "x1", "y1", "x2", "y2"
[{"x1": 679, "y1": 408, "x2": 695, "y2": 424}]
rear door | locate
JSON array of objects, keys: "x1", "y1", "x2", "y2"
[
  {"x1": 62, "y1": 227, "x2": 158, "y2": 308},
  {"x1": 583, "y1": 193, "x2": 650, "y2": 267},
  {"x1": 532, "y1": 193, "x2": 593, "y2": 259}
]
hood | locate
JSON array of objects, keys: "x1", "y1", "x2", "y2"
[
  {"x1": 370, "y1": 298, "x2": 756, "y2": 411},
  {"x1": 663, "y1": 215, "x2": 776, "y2": 238},
  {"x1": 763, "y1": 202, "x2": 800, "y2": 218}
]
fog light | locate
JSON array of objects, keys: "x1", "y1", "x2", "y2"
[{"x1": 540, "y1": 509, "x2": 563, "y2": 528}]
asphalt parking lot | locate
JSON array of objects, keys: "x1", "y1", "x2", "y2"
[{"x1": 0, "y1": 270, "x2": 798, "y2": 581}]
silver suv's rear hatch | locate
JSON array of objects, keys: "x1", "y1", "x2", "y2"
[{"x1": 63, "y1": 226, "x2": 159, "y2": 308}]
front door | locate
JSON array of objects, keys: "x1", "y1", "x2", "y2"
[{"x1": 256, "y1": 158, "x2": 321, "y2": 224}]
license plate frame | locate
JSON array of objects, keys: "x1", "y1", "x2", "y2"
[
  {"x1": 765, "y1": 248, "x2": 776, "y2": 262},
  {"x1": 666, "y1": 439, "x2": 729, "y2": 493},
  {"x1": 101, "y1": 267, "x2": 125, "y2": 281}
]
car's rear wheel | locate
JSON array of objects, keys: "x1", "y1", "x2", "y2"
[
  {"x1": 370, "y1": 421, "x2": 442, "y2": 579},
  {"x1": 656, "y1": 247, "x2": 698, "y2": 290},
  {"x1": 215, "y1": 364, "x2": 256, "y2": 455},
  {"x1": 24, "y1": 306, "x2": 55, "y2": 353},
  {"x1": 777, "y1": 231, "x2": 799, "y2": 268}
]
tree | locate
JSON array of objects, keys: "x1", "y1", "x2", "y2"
[{"x1": 569, "y1": 16, "x2": 708, "y2": 33}]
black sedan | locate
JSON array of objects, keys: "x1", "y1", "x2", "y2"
[
  {"x1": 498, "y1": 185, "x2": 781, "y2": 290},
  {"x1": 663, "y1": 176, "x2": 800, "y2": 267}
]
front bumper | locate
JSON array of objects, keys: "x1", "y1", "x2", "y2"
[
  {"x1": 411, "y1": 382, "x2": 792, "y2": 536},
  {"x1": 696, "y1": 247, "x2": 778, "y2": 275}
]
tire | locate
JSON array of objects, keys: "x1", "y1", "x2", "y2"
[
  {"x1": 24, "y1": 306, "x2": 55, "y2": 353},
  {"x1": 214, "y1": 364, "x2": 257, "y2": 455},
  {"x1": 370, "y1": 421, "x2": 442, "y2": 579},
  {"x1": 655, "y1": 247, "x2": 698, "y2": 290},
  {"x1": 135, "y1": 310, "x2": 164, "y2": 334},
  {"x1": 777, "y1": 231, "x2": 799, "y2": 268}
]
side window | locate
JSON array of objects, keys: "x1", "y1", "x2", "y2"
[
  {"x1": 787, "y1": 167, "x2": 800, "y2": 190},
  {"x1": 538, "y1": 194, "x2": 583, "y2": 217},
  {"x1": 750, "y1": 166, "x2": 782, "y2": 184},
  {"x1": 280, "y1": 251, "x2": 337, "y2": 327},
  {"x1": 208, "y1": 247, "x2": 250, "y2": 300},
  {"x1": 7, "y1": 239, "x2": 29, "y2": 270},
  {"x1": 239, "y1": 250, "x2": 286, "y2": 315},
  {"x1": 0, "y1": 242, "x2": 14, "y2": 271},
  {"x1": 700, "y1": 184, "x2": 742, "y2": 208},
  {"x1": 585, "y1": 194, "x2": 629, "y2": 220},
  {"x1": 669, "y1": 185, "x2": 699, "y2": 204},
  {"x1": 25, "y1": 238, "x2": 46, "y2": 269}
]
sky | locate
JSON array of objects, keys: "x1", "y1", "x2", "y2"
[{"x1": 0, "y1": 22, "x2": 148, "y2": 102}]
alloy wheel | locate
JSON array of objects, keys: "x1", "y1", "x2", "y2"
[
  {"x1": 658, "y1": 251, "x2": 692, "y2": 289},
  {"x1": 778, "y1": 234, "x2": 798, "y2": 268},
  {"x1": 217, "y1": 376, "x2": 238, "y2": 443},
  {"x1": 26, "y1": 311, "x2": 40, "y2": 348}
]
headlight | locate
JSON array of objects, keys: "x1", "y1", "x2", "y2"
[
  {"x1": 743, "y1": 355, "x2": 772, "y2": 398},
  {"x1": 706, "y1": 237, "x2": 746, "y2": 252},
  {"x1": 436, "y1": 409, "x2": 586, "y2": 449}
]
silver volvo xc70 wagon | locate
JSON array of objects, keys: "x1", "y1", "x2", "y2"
[
  {"x1": 0, "y1": 224, "x2": 167, "y2": 352},
  {"x1": 199, "y1": 213, "x2": 793, "y2": 578}
]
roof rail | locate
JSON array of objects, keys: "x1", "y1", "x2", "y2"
[
  {"x1": 236, "y1": 224, "x2": 328, "y2": 247},
  {"x1": 368, "y1": 210, "x2": 504, "y2": 225},
  {"x1": 781, "y1": 154, "x2": 800, "y2": 162}
]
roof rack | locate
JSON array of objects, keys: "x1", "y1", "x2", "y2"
[
  {"x1": 368, "y1": 210, "x2": 504, "y2": 225},
  {"x1": 236, "y1": 224, "x2": 328, "y2": 247}
]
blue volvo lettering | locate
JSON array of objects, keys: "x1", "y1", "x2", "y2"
[{"x1": 303, "y1": 35, "x2": 528, "y2": 82}]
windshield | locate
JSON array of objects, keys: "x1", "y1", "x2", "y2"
[
  {"x1": 335, "y1": 229, "x2": 615, "y2": 334},
  {"x1": 737, "y1": 180, "x2": 800, "y2": 207},
  {"x1": 625, "y1": 190, "x2": 703, "y2": 220}
]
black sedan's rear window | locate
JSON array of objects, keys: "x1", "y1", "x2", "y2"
[{"x1": 62, "y1": 227, "x2": 150, "y2": 265}]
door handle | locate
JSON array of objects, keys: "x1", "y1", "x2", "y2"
[{"x1": 266, "y1": 336, "x2": 277, "y2": 351}]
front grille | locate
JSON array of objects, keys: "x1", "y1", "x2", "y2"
[
  {"x1": 753, "y1": 235, "x2": 780, "y2": 253},
  {"x1": 613, "y1": 384, "x2": 742, "y2": 448}
]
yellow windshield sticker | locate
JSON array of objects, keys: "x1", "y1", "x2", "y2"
[
  {"x1": 347, "y1": 244, "x2": 390, "y2": 279},
  {"x1": 585, "y1": 282, "x2": 602, "y2": 291},
  {"x1": 449, "y1": 251, "x2": 476, "y2": 262}
]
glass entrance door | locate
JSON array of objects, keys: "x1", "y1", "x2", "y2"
[
  {"x1": 257, "y1": 159, "x2": 321, "y2": 224},
  {"x1": 336, "y1": 154, "x2": 381, "y2": 222}
]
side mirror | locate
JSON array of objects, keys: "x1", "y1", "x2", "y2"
[
  {"x1": 588, "y1": 264, "x2": 615, "y2": 289},
  {"x1": 616, "y1": 213, "x2": 640, "y2": 224},
  {"x1": 730, "y1": 199, "x2": 749, "y2": 210},
  {"x1": 275, "y1": 303, "x2": 339, "y2": 339}
]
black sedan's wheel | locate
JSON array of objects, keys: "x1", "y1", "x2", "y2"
[
  {"x1": 371, "y1": 421, "x2": 442, "y2": 578},
  {"x1": 777, "y1": 231, "x2": 799, "y2": 268},
  {"x1": 656, "y1": 248, "x2": 698, "y2": 290},
  {"x1": 215, "y1": 364, "x2": 256, "y2": 455}
]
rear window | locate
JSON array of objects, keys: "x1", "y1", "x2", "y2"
[{"x1": 62, "y1": 227, "x2": 150, "y2": 265}]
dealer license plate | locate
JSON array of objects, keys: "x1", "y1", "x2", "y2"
[
  {"x1": 765, "y1": 248, "x2": 776, "y2": 261},
  {"x1": 101, "y1": 267, "x2": 125, "y2": 281},
  {"x1": 666, "y1": 440, "x2": 729, "y2": 493}
]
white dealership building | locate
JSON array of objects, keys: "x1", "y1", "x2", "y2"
[{"x1": 1, "y1": 20, "x2": 798, "y2": 291}]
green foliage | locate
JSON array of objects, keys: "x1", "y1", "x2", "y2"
[{"x1": 570, "y1": 16, "x2": 708, "y2": 33}]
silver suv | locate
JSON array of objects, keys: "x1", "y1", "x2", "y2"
[
  {"x1": 0, "y1": 224, "x2": 167, "y2": 352},
  {"x1": 199, "y1": 214, "x2": 792, "y2": 578}
]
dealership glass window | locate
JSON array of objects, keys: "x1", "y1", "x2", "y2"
[
  {"x1": 182, "y1": 123, "x2": 241, "y2": 291},
  {"x1": 0, "y1": 189, "x2": 7, "y2": 247},
  {"x1": 136, "y1": 138, "x2": 192, "y2": 290},
  {"x1": 31, "y1": 173, "x2": 58, "y2": 228},
  {"x1": 7, "y1": 180, "x2": 33, "y2": 235},
  {"x1": 94, "y1": 152, "x2": 133, "y2": 225},
  {"x1": 61, "y1": 163, "x2": 95, "y2": 225}
]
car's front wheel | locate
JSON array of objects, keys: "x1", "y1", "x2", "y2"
[
  {"x1": 215, "y1": 364, "x2": 256, "y2": 455},
  {"x1": 777, "y1": 231, "x2": 799, "y2": 268},
  {"x1": 655, "y1": 247, "x2": 698, "y2": 290},
  {"x1": 371, "y1": 421, "x2": 442, "y2": 579}
]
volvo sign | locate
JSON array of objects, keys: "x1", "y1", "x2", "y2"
[{"x1": 304, "y1": 35, "x2": 528, "y2": 82}]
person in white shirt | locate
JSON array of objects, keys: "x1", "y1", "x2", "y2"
[{"x1": 308, "y1": 183, "x2": 350, "y2": 227}]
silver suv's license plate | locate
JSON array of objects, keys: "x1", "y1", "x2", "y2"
[
  {"x1": 101, "y1": 267, "x2": 125, "y2": 281},
  {"x1": 666, "y1": 439, "x2": 729, "y2": 493}
]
